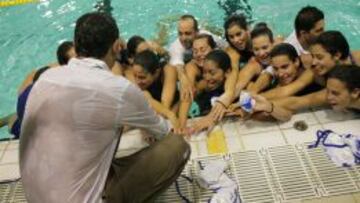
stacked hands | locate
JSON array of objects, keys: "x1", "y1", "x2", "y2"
[{"x1": 169, "y1": 89, "x2": 274, "y2": 136}]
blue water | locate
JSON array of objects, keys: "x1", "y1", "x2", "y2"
[{"x1": 0, "y1": 0, "x2": 359, "y2": 138}]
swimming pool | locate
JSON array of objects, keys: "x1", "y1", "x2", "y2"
[{"x1": 0, "y1": 0, "x2": 359, "y2": 138}]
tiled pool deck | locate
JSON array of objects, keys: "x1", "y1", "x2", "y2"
[{"x1": 1, "y1": 107, "x2": 360, "y2": 202}]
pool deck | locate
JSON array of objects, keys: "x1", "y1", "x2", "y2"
[{"x1": 1, "y1": 107, "x2": 360, "y2": 202}]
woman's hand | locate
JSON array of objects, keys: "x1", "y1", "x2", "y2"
[
  {"x1": 178, "y1": 72, "x2": 194, "y2": 102},
  {"x1": 209, "y1": 101, "x2": 227, "y2": 122},
  {"x1": 252, "y1": 94, "x2": 273, "y2": 113},
  {"x1": 191, "y1": 115, "x2": 216, "y2": 134},
  {"x1": 168, "y1": 113, "x2": 182, "y2": 134},
  {"x1": 225, "y1": 107, "x2": 247, "y2": 118}
]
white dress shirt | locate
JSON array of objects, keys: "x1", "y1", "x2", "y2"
[{"x1": 19, "y1": 58, "x2": 170, "y2": 203}]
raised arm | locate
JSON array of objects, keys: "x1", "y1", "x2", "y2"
[
  {"x1": 178, "y1": 97, "x2": 192, "y2": 129},
  {"x1": 143, "y1": 90, "x2": 179, "y2": 130},
  {"x1": 247, "y1": 72, "x2": 272, "y2": 94},
  {"x1": 184, "y1": 61, "x2": 200, "y2": 88},
  {"x1": 274, "y1": 89, "x2": 327, "y2": 112},
  {"x1": 235, "y1": 58, "x2": 263, "y2": 95},
  {"x1": 161, "y1": 64, "x2": 178, "y2": 109},
  {"x1": 261, "y1": 69, "x2": 315, "y2": 100},
  {"x1": 18, "y1": 70, "x2": 36, "y2": 95},
  {"x1": 252, "y1": 94, "x2": 293, "y2": 122}
]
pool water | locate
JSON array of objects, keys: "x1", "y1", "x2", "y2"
[{"x1": 0, "y1": 0, "x2": 359, "y2": 138}]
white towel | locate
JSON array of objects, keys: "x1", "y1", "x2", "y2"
[
  {"x1": 197, "y1": 160, "x2": 229, "y2": 189},
  {"x1": 309, "y1": 130, "x2": 359, "y2": 167},
  {"x1": 197, "y1": 159, "x2": 241, "y2": 203}
]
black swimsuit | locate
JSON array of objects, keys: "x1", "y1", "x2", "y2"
[
  {"x1": 238, "y1": 49, "x2": 253, "y2": 68},
  {"x1": 11, "y1": 66, "x2": 50, "y2": 138},
  {"x1": 147, "y1": 71, "x2": 179, "y2": 106},
  {"x1": 191, "y1": 83, "x2": 225, "y2": 117}
]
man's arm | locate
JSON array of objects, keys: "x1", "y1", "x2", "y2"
[{"x1": 118, "y1": 84, "x2": 171, "y2": 139}]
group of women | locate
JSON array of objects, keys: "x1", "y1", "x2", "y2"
[
  {"x1": 109, "y1": 12, "x2": 360, "y2": 133},
  {"x1": 1, "y1": 6, "x2": 360, "y2": 137}
]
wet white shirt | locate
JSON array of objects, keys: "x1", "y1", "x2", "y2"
[
  {"x1": 168, "y1": 29, "x2": 227, "y2": 66},
  {"x1": 285, "y1": 31, "x2": 309, "y2": 55},
  {"x1": 19, "y1": 58, "x2": 170, "y2": 203}
]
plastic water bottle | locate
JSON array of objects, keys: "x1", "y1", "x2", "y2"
[{"x1": 239, "y1": 91, "x2": 256, "y2": 113}]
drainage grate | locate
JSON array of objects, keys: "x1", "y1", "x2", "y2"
[
  {"x1": 3, "y1": 142, "x2": 360, "y2": 203},
  {"x1": 9, "y1": 181, "x2": 27, "y2": 203},
  {"x1": 267, "y1": 145, "x2": 319, "y2": 201},
  {"x1": 232, "y1": 151, "x2": 276, "y2": 203},
  {"x1": 304, "y1": 146, "x2": 359, "y2": 196},
  {"x1": 0, "y1": 183, "x2": 12, "y2": 203},
  {"x1": 351, "y1": 164, "x2": 360, "y2": 188}
]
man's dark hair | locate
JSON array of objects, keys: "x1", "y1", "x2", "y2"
[
  {"x1": 270, "y1": 43, "x2": 299, "y2": 62},
  {"x1": 74, "y1": 12, "x2": 119, "y2": 59},
  {"x1": 314, "y1": 30, "x2": 350, "y2": 60},
  {"x1": 295, "y1": 6, "x2": 324, "y2": 36},
  {"x1": 205, "y1": 50, "x2": 231, "y2": 72},
  {"x1": 134, "y1": 50, "x2": 160, "y2": 75},
  {"x1": 328, "y1": 65, "x2": 360, "y2": 91},
  {"x1": 57, "y1": 41, "x2": 74, "y2": 65},
  {"x1": 193, "y1": 34, "x2": 217, "y2": 49},
  {"x1": 180, "y1": 14, "x2": 199, "y2": 32},
  {"x1": 127, "y1": 35, "x2": 146, "y2": 58},
  {"x1": 250, "y1": 22, "x2": 274, "y2": 43}
]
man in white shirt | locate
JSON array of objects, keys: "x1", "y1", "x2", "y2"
[
  {"x1": 285, "y1": 6, "x2": 325, "y2": 68},
  {"x1": 169, "y1": 14, "x2": 226, "y2": 67},
  {"x1": 19, "y1": 12, "x2": 190, "y2": 203},
  {"x1": 169, "y1": 14, "x2": 227, "y2": 101}
]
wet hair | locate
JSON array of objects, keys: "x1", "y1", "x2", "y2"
[
  {"x1": 224, "y1": 14, "x2": 248, "y2": 43},
  {"x1": 127, "y1": 35, "x2": 146, "y2": 58},
  {"x1": 295, "y1": 6, "x2": 324, "y2": 36},
  {"x1": 328, "y1": 65, "x2": 360, "y2": 91},
  {"x1": 205, "y1": 50, "x2": 231, "y2": 72},
  {"x1": 133, "y1": 50, "x2": 160, "y2": 75},
  {"x1": 313, "y1": 30, "x2": 350, "y2": 60},
  {"x1": 117, "y1": 49, "x2": 129, "y2": 65},
  {"x1": 75, "y1": 12, "x2": 119, "y2": 58},
  {"x1": 193, "y1": 34, "x2": 217, "y2": 49},
  {"x1": 270, "y1": 43, "x2": 298, "y2": 62},
  {"x1": 250, "y1": 22, "x2": 274, "y2": 43},
  {"x1": 57, "y1": 41, "x2": 74, "y2": 65},
  {"x1": 180, "y1": 14, "x2": 199, "y2": 32}
]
